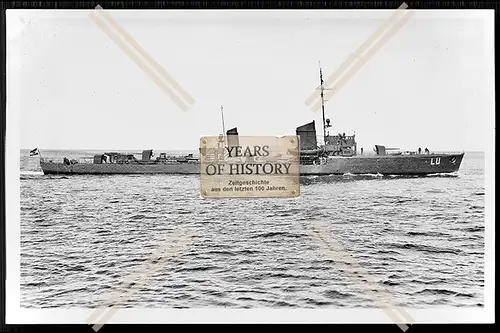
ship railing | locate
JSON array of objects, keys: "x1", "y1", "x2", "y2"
[
  {"x1": 426, "y1": 151, "x2": 464, "y2": 155},
  {"x1": 298, "y1": 135, "x2": 357, "y2": 147},
  {"x1": 378, "y1": 150, "x2": 464, "y2": 156},
  {"x1": 42, "y1": 157, "x2": 96, "y2": 164}
]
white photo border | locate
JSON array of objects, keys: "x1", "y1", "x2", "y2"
[{"x1": 5, "y1": 7, "x2": 495, "y2": 325}]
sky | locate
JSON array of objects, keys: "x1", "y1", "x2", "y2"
[{"x1": 7, "y1": 9, "x2": 495, "y2": 152}]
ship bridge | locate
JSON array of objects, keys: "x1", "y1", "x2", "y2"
[{"x1": 296, "y1": 120, "x2": 357, "y2": 157}]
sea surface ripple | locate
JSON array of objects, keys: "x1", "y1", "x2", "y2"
[{"x1": 19, "y1": 150, "x2": 485, "y2": 308}]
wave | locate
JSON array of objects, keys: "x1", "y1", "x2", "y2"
[
  {"x1": 382, "y1": 280, "x2": 400, "y2": 286},
  {"x1": 20, "y1": 171, "x2": 44, "y2": 176},
  {"x1": 250, "y1": 231, "x2": 305, "y2": 239},
  {"x1": 388, "y1": 242, "x2": 462, "y2": 255},
  {"x1": 426, "y1": 172, "x2": 459, "y2": 177},
  {"x1": 409, "y1": 278, "x2": 446, "y2": 285},
  {"x1": 343, "y1": 173, "x2": 384, "y2": 177},
  {"x1": 407, "y1": 231, "x2": 448, "y2": 237},
  {"x1": 460, "y1": 226, "x2": 484, "y2": 232},
  {"x1": 413, "y1": 288, "x2": 475, "y2": 298},
  {"x1": 324, "y1": 290, "x2": 354, "y2": 299}
]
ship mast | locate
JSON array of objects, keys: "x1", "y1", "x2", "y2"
[
  {"x1": 319, "y1": 62, "x2": 327, "y2": 144},
  {"x1": 221, "y1": 104, "x2": 226, "y2": 144}
]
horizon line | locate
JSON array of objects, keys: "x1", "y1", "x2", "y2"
[{"x1": 20, "y1": 147, "x2": 484, "y2": 153}]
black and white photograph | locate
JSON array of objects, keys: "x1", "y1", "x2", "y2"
[{"x1": 4, "y1": 3, "x2": 495, "y2": 326}]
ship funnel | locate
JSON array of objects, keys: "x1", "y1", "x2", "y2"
[
  {"x1": 296, "y1": 121, "x2": 317, "y2": 150},
  {"x1": 374, "y1": 145, "x2": 386, "y2": 155},
  {"x1": 226, "y1": 127, "x2": 239, "y2": 148},
  {"x1": 142, "y1": 149, "x2": 153, "y2": 161}
]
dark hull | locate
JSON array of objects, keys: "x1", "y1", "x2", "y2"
[
  {"x1": 39, "y1": 161, "x2": 200, "y2": 175},
  {"x1": 39, "y1": 153, "x2": 464, "y2": 176},
  {"x1": 300, "y1": 153, "x2": 465, "y2": 175}
]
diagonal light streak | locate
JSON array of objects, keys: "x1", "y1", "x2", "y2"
[
  {"x1": 305, "y1": 2, "x2": 409, "y2": 107},
  {"x1": 308, "y1": 222, "x2": 415, "y2": 331},
  {"x1": 309, "y1": 9, "x2": 414, "y2": 113},
  {"x1": 94, "y1": 5, "x2": 196, "y2": 106},
  {"x1": 89, "y1": 5, "x2": 195, "y2": 111},
  {"x1": 86, "y1": 227, "x2": 192, "y2": 331}
]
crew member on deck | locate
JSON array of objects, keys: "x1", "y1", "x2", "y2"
[
  {"x1": 418, "y1": 147, "x2": 422, "y2": 154},
  {"x1": 425, "y1": 148, "x2": 429, "y2": 154}
]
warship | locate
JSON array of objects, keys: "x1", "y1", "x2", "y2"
[{"x1": 36, "y1": 67, "x2": 464, "y2": 176}]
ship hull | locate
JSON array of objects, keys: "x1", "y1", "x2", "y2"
[
  {"x1": 40, "y1": 162, "x2": 200, "y2": 175},
  {"x1": 40, "y1": 153, "x2": 464, "y2": 176},
  {"x1": 300, "y1": 153, "x2": 465, "y2": 175}
]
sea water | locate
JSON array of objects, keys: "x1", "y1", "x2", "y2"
[{"x1": 19, "y1": 149, "x2": 485, "y2": 308}]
